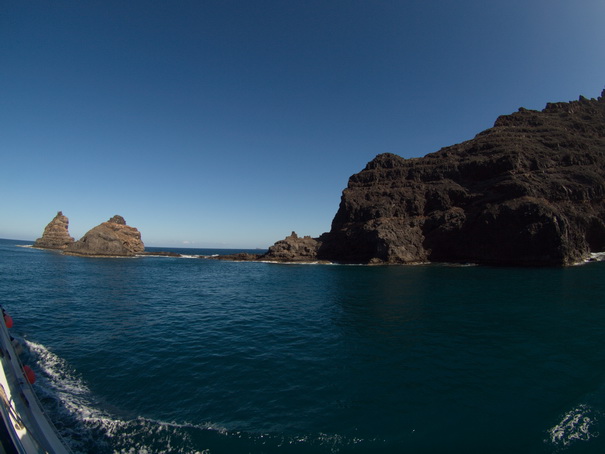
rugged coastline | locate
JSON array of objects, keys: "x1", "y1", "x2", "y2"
[
  {"x1": 220, "y1": 90, "x2": 605, "y2": 267},
  {"x1": 31, "y1": 89, "x2": 605, "y2": 266}
]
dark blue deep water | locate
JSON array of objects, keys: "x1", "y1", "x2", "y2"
[{"x1": 1, "y1": 238, "x2": 605, "y2": 453}]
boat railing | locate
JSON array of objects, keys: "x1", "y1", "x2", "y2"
[{"x1": 0, "y1": 309, "x2": 73, "y2": 453}]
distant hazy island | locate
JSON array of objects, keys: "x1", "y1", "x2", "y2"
[{"x1": 34, "y1": 89, "x2": 605, "y2": 266}]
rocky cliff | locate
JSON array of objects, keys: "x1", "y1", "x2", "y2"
[
  {"x1": 33, "y1": 211, "x2": 74, "y2": 250},
  {"x1": 64, "y1": 215, "x2": 145, "y2": 257},
  {"x1": 316, "y1": 90, "x2": 605, "y2": 266},
  {"x1": 216, "y1": 90, "x2": 605, "y2": 266}
]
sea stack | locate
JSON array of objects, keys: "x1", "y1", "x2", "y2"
[
  {"x1": 33, "y1": 211, "x2": 75, "y2": 250},
  {"x1": 65, "y1": 215, "x2": 145, "y2": 257},
  {"x1": 316, "y1": 90, "x2": 605, "y2": 266}
]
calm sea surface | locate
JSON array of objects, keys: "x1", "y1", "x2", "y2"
[{"x1": 1, "y1": 238, "x2": 605, "y2": 453}]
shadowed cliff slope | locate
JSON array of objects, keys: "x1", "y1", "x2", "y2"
[{"x1": 316, "y1": 90, "x2": 605, "y2": 266}]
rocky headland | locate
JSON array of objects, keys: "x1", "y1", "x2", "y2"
[
  {"x1": 33, "y1": 211, "x2": 75, "y2": 250},
  {"x1": 64, "y1": 215, "x2": 145, "y2": 257},
  {"x1": 252, "y1": 90, "x2": 605, "y2": 266},
  {"x1": 314, "y1": 90, "x2": 605, "y2": 266}
]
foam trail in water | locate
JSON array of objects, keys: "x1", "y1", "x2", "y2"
[
  {"x1": 24, "y1": 340, "x2": 382, "y2": 453},
  {"x1": 24, "y1": 339, "x2": 220, "y2": 453}
]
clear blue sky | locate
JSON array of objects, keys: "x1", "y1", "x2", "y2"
[{"x1": 2, "y1": 1, "x2": 604, "y2": 248}]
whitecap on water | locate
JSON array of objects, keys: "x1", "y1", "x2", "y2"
[
  {"x1": 547, "y1": 404, "x2": 599, "y2": 448},
  {"x1": 588, "y1": 252, "x2": 605, "y2": 262},
  {"x1": 575, "y1": 252, "x2": 605, "y2": 265}
]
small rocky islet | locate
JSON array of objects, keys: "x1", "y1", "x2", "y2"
[
  {"x1": 35, "y1": 214, "x2": 145, "y2": 257},
  {"x1": 34, "y1": 89, "x2": 605, "y2": 266},
  {"x1": 64, "y1": 215, "x2": 145, "y2": 257}
]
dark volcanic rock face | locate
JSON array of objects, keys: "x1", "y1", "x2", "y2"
[
  {"x1": 209, "y1": 232, "x2": 322, "y2": 263},
  {"x1": 65, "y1": 215, "x2": 145, "y2": 257},
  {"x1": 262, "y1": 232, "x2": 321, "y2": 262},
  {"x1": 318, "y1": 91, "x2": 605, "y2": 266},
  {"x1": 34, "y1": 211, "x2": 75, "y2": 250}
]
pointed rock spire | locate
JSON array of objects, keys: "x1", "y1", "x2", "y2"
[{"x1": 33, "y1": 211, "x2": 75, "y2": 250}]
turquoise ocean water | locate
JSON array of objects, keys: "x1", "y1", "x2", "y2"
[{"x1": 1, "y1": 237, "x2": 604, "y2": 453}]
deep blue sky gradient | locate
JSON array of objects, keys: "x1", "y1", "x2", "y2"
[{"x1": 2, "y1": 1, "x2": 604, "y2": 247}]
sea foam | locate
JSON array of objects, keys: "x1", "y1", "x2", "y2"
[
  {"x1": 24, "y1": 339, "x2": 218, "y2": 453},
  {"x1": 547, "y1": 404, "x2": 599, "y2": 448},
  {"x1": 23, "y1": 339, "x2": 368, "y2": 453}
]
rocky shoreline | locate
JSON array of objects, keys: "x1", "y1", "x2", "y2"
[{"x1": 32, "y1": 89, "x2": 605, "y2": 266}]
